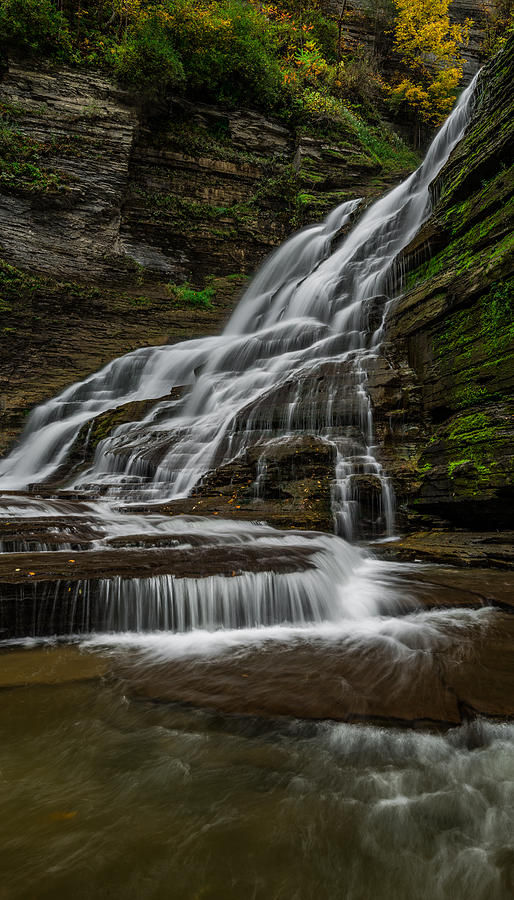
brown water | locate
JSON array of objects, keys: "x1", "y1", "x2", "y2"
[{"x1": 1, "y1": 645, "x2": 513, "y2": 900}]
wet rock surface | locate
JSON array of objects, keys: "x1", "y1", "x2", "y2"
[
  {"x1": 1, "y1": 538, "x2": 512, "y2": 727},
  {"x1": 115, "y1": 606, "x2": 514, "y2": 727},
  {"x1": 0, "y1": 486, "x2": 512, "y2": 726},
  {"x1": 156, "y1": 435, "x2": 336, "y2": 532},
  {"x1": 0, "y1": 542, "x2": 317, "y2": 586},
  {"x1": 373, "y1": 531, "x2": 514, "y2": 570}
]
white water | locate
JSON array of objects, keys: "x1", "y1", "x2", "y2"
[
  {"x1": 2, "y1": 75, "x2": 513, "y2": 899},
  {"x1": 0, "y1": 77, "x2": 483, "y2": 641},
  {"x1": 1, "y1": 497, "x2": 415, "y2": 635},
  {"x1": 0, "y1": 76, "x2": 478, "y2": 543}
]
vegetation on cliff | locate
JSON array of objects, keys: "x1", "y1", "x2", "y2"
[
  {"x1": 387, "y1": 0, "x2": 471, "y2": 129},
  {"x1": 0, "y1": 0, "x2": 487, "y2": 134},
  {"x1": 387, "y1": 34, "x2": 514, "y2": 527}
]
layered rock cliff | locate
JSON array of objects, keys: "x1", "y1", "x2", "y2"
[
  {"x1": 152, "y1": 36, "x2": 513, "y2": 540},
  {"x1": 0, "y1": 60, "x2": 415, "y2": 453},
  {"x1": 377, "y1": 37, "x2": 513, "y2": 531},
  {"x1": 0, "y1": 33, "x2": 511, "y2": 544}
]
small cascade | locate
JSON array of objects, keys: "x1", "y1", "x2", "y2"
[
  {"x1": 253, "y1": 454, "x2": 268, "y2": 499},
  {"x1": 0, "y1": 77, "x2": 479, "y2": 543},
  {"x1": 0, "y1": 514, "x2": 410, "y2": 638}
]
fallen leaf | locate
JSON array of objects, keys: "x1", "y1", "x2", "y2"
[{"x1": 50, "y1": 811, "x2": 78, "y2": 822}]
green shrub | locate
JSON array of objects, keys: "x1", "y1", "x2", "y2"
[
  {"x1": 168, "y1": 282, "x2": 215, "y2": 308},
  {"x1": 113, "y1": 12, "x2": 185, "y2": 95},
  {"x1": 0, "y1": 0, "x2": 72, "y2": 59},
  {"x1": 0, "y1": 122, "x2": 67, "y2": 193},
  {"x1": 170, "y1": 0, "x2": 284, "y2": 111}
]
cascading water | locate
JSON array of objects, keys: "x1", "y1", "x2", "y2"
[
  {"x1": 2, "y1": 69, "x2": 513, "y2": 900},
  {"x1": 0, "y1": 77, "x2": 479, "y2": 635},
  {"x1": 0, "y1": 76, "x2": 478, "y2": 532}
]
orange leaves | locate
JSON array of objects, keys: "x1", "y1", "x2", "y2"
[{"x1": 50, "y1": 811, "x2": 78, "y2": 822}]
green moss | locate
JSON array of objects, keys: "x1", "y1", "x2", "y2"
[
  {"x1": 0, "y1": 258, "x2": 45, "y2": 294},
  {"x1": 129, "y1": 296, "x2": 153, "y2": 308},
  {"x1": 167, "y1": 282, "x2": 215, "y2": 309},
  {"x1": 442, "y1": 410, "x2": 513, "y2": 492},
  {"x1": 453, "y1": 384, "x2": 488, "y2": 408},
  {"x1": 431, "y1": 278, "x2": 514, "y2": 410},
  {"x1": 448, "y1": 413, "x2": 496, "y2": 443},
  {"x1": 448, "y1": 458, "x2": 471, "y2": 478}
]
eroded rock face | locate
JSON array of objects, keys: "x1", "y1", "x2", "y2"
[
  {"x1": 0, "y1": 59, "x2": 410, "y2": 457},
  {"x1": 0, "y1": 61, "x2": 395, "y2": 288},
  {"x1": 0, "y1": 64, "x2": 137, "y2": 281},
  {"x1": 373, "y1": 38, "x2": 514, "y2": 530},
  {"x1": 157, "y1": 435, "x2": 337, "y2": 533}
]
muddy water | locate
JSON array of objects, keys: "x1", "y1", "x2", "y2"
[{"x1": 0, "y1": 645, "x2": 513, "y2": 900}]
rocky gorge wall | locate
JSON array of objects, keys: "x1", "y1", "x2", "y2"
[
  {"x1": 375, "y1": 36, "x2": 513, "y2": 531},
  {"x1": 0, "y1": 59, "x2": 415, "y2": 454},
  {"x1": 150, "y1": 36, "x2": 513, "y2": 539},
  {"x1": 0, "y1": 32, "x2": 511, "y2": 542}
]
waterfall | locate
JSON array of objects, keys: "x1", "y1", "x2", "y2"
[
  {"x1": 0, "y1": 504, "x2": 412, "y2": 637},
  {"x1": 0, "y1": 76, "x2": 478, "y2": 544}
]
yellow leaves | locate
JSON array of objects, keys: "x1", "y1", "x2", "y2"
[
  {"x1": 392, "y1": 0, "x2": 470, "y2": 68},
  {"x1": 302, "y1": 88, "x2": 343, "y2": 120},
  {"x1": 390, "y1": 0, "x2": 471, "y2": 124},
  {"x1": 112, "y1": 0, "x2": 143, "y2": 23}
]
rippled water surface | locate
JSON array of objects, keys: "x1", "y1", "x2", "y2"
[{"x1": 1, "y1": 652, "x2": 513, "y2": 900}]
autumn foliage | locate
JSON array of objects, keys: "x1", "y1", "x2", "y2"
[
  {"x1": 0, "y1": 0, "x2": 479, "y2": 135},
  {"x1": 387, "y1": 0, "x2": 471, "y2": 128}
]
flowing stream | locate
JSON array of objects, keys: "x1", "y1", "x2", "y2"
[{"x1": 1, "y1": 73, "x2": 513, "y2": 899}]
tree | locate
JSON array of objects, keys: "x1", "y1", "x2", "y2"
[
  {"x1": 388, "y1": 0, "x2": 471, "y2": 136},
  {"x1": 483, "y1": 0, "x2": 514, "y2": 57}
]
